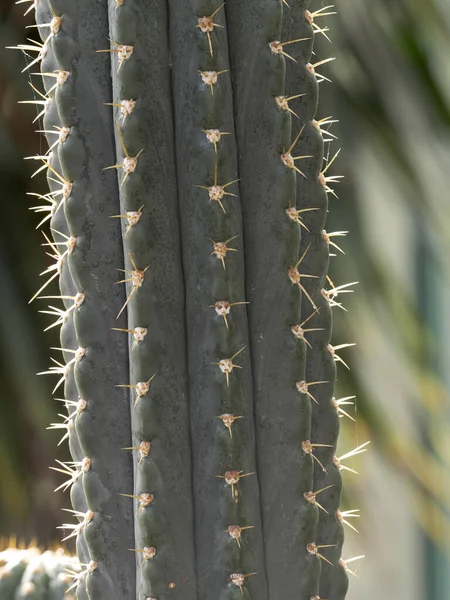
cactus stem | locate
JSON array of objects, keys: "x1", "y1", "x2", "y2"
[
  {"x1": 196, "y1": 3, "x2": 225, "y2": 57},
  {"x1": 210, "y1": 300, "x2": 249, "y2": 329},
  {"x1": 210, "y1": 236, "x2": 239, "y2": 270},
  {"x1": 229, "y1": 572, "x2": 257, "y2": 594},
  {"x1": 96, "y1": 39, "x2": 134, "y2": 70},
  {"x1": 198, "y1": 69, "x2": 228, "y2": 95},
  {"x1": 212, "y1": 345, "x2": 246, "y2": 387},
  {"x1": 217, "y1": 413, "x2": 244, "y2": 437},
  {"x1": 269, "y1": 37, "x2": 311, "y2": 62}
]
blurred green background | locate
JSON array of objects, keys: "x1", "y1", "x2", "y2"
[{"x1": 1, "y1": 1, "x2": 449, "y2": 598}]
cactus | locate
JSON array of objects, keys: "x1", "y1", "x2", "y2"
[
  {"x1": 0, "y1": 546, "x2": 79, "y2": 599},
  {"x1": 16, "y1": 1, "x2": 368, "y2": 599}
]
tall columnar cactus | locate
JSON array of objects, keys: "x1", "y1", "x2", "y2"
[{"x1": 17, "y1": 0, "x2": 368, "y2": 598}]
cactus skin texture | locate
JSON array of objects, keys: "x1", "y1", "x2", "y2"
[
  {"x1": 0, "y1": 547, "x2": 78, "y2": 600},
  {"x1": 21, "y1": 1, "x2": 363, "y2": 599}
]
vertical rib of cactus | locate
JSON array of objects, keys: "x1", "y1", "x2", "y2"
[
  {"x1": 106, "y1": 2, "x2": 197, "y2": 598},
  {"x1": 168, "y1": 1, "x2": 268, "y2": 599},
  {"x1": 225, "y1": 2, "x2": 321, "y2": 598},
  {"x1": 285, "y1": 4, "x2": 350, "y2": 599},
  {"x1": 45, "y1": 1, "x2": 135, "y2": 598},
  {"x1": 34, "y1": 4, "x2": 91, "y2": 596}
]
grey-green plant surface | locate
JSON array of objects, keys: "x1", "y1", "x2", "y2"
[
  {"x1": 0, "y1": 546, "x2": 78, "y2": 600},
  {"x1": 18, "y1": 0, "x2": 366, "y2": 599}
]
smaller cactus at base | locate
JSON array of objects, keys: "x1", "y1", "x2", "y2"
[{"x1": 0, "y1": 546, "x2": 79, "y2": 600}]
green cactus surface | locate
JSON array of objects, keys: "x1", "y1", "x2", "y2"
[
  {"x1": 17, "y1": 0, "x2": 366, "y2": 599},
  {"x1": 0, "y1": 546, "x2": 79, "y2": 600}
]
